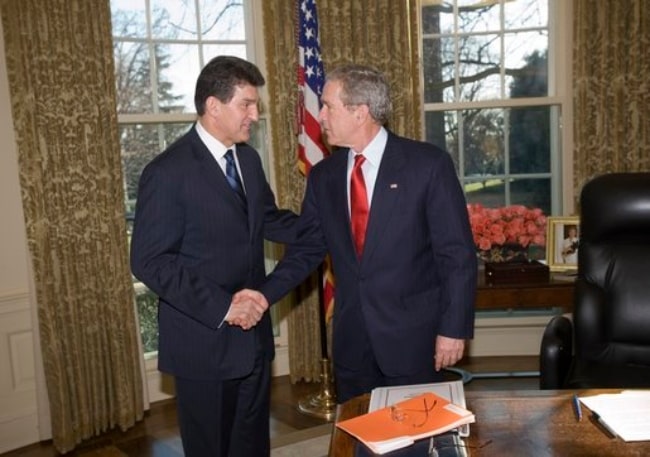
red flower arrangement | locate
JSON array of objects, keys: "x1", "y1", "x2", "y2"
[{"x1": 467, "y1": 204, "x2": 546, "y2": 261}]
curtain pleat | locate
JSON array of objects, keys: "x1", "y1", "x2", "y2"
[
  {"x1": 573, "y1": 0, "x2": 650, "y2": 203},
  {"x1": 263, "y1": 0, "x2": 422, "y2": 383},
  {"x1": 1, "y1": 0, "x2": 144, "y2": 452}
]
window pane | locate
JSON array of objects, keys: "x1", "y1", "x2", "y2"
[
  {"x1": 429, "y1": 108, "x2": 506, "y2": 177},
  {"x1": 505, "y1": 32, "x2": 548, "y2": 98},
  {"x1": 504, "y1": 0, "x2": 548, "y2": 28},
  {"x1": 465, "y1": 179, "x2": 507, "y2": 207},
  {"x1": 120, "y1": 123, "x2": 192, "y2": 213},
  {"x1": 203, "y1": 44, "x2": 247, "y2": 61},
  {"x1": 150, "y1": 0, "x2": 198, "y2": 40},
  {"x1": 422, "y1": 4, "x2": 450, "y2": 35},
  {"x1": 157, "y1": 44, "x2": 200, "y2": 112},
  {"x1": 511, "y1": 178, "x2": 551, "y2": 214},
  {"x1": 465, "y1": 177, "x2": 550, "y2": 215},
  {"x1": 426, "y1": 106, "x2": 555, "y2": 210},
  {"x1": 422, "y1": 0, "x2": 549, "y2": 103},
  {"x1": 111, "y1": 0, "x2": 147, "y2": 39},
  {"x1": 458, "y1": 33, "x2": 501, "y2": 101},
  {"x1": 509, "y1": 106, "x2": 551, "y2": 174},
  {"x1": 114, "y1": 42, "x2": 152, "y2": 114},
  {"x1": 423, "y1": 36, "x2": 454, "y2": 103},
  {"x1": 424, "y1": 110, "x2": 452, "y2": 159},
  {"x1": 421, "y1": 0, "x2": 556, "y2": 214},
  {"x1": 458, "y1": 0, "x2": 501, "y2": 34},
  {"x1": 201, "y1": 0, "x2": 246, "y2": 40}
]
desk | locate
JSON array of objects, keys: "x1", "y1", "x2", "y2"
[
  {"x1": 476, "y1": 273, "x2": 575, "y2": 313},
  {"x1": 446, "y1": 274, "x2": 575, "y2": 382},
  {"x1": 330, "y1": 389, "x2": 650, "y2": 456}
]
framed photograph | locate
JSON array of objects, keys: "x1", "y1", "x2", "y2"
[{"x1": 546, "y1": 216, "x2": 580, "y2": 272}]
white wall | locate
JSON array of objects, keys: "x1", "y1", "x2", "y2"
[{"x1": 0, "y1": 12, "x2": 42, "y2": 453}]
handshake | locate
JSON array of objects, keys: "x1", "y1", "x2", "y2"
[{"x1": 226, "y1": 289, "x2": 268, "y2": 330}]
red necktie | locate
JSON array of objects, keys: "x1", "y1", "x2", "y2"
[{"x1": 350, "y1": 154, "x2": 369, "y2": 257}]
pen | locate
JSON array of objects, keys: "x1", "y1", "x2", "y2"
[{"x1": 572, "y1": 394, "x2": 583, "y2": 421}]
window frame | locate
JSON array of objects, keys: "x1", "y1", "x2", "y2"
[
  {"x1": 111, "y1": 0, "x2": 290, "y2": 373},
  {"x1": 418, "y1": 0, "x2": 573, "y2": 215}
]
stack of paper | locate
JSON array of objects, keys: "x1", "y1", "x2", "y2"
[
  {"x1": 578, "y1": 390, "x2": 650, "y2": 441},
  {"x1": 336, "y1": 391, "x2": 475, "y2": 455}
]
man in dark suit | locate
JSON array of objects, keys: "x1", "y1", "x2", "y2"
[
  {"x1": 130, "y1": 56, "x2": 297, "y2": 456},
  {"x1": 237, "y1": 64, "x2": 477, "y2": 403}
]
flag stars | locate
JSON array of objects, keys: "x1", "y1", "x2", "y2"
[{"x1": 301, "y1": 1, "x2": 314, "y2": 23}]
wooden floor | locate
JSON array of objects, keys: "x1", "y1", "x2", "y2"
[{"x1": 1, "y1": 356, "x2": 540, "y2": 457}]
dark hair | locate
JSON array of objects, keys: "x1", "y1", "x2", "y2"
[{"x1": 194, "y1": 55, "x2": 265, "y2": 115}]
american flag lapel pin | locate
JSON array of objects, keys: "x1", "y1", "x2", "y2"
[{"x1": 390, "y1": 183, "x2": 398, "y2": 189}]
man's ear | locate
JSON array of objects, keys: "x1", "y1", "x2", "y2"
[
  {"x1": 205, "y1": 95, "x2": 221, "y2": 117},
  {"x1": 356, "y1": 104, "x2": 371, "y2": 122}
]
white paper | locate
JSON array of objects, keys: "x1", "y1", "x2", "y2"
[{"x1": 579, "y1": 390, "x2": 650, "y2": 442}]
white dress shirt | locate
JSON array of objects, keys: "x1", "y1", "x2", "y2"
[{"x1": 195, "y1": 121, "x2": 245, "y2": 192}]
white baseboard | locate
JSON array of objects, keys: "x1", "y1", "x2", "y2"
[
  {"x1": 467, "y1": 313, "x2": 556, "y2": 357},
  {"x1": 272, "y1": 344, "x2": 290, "y2": 377},
  {"x1": 0, "y1": 408, "x2": 39, "y2": 454}
]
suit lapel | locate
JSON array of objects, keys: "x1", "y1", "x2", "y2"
[
  {"x1": 236, "y1": 145, "x2": 259, "y2": 235},
  {"x1": 361, "y1": 136, "x2": 405, "y2": 265},
  {"x1": 190, "y1": 128, "x2": 249, "y2": 216},
  {"x1": 327, "y1": 150, "x2": 358, "y2": 264}
]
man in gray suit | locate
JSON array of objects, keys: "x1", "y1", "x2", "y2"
[{"x1": 130, "y1": 56, "x2": 297, "y2": 456}]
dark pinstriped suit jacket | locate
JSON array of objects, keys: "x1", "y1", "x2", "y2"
[
  {"x1": 130, "y1": 125, "x2": 297, "y2": 380},
  {"x1": 261, "y1": 131, "x2": 477, "y2": 377}
]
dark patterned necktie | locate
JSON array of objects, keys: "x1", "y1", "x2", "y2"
[
  {"x1": 224, "y1": 149, "x2": 246, "y2": 205},
  {"x1": 350, "y1": 154, "x2": 369, "y2": 257}
]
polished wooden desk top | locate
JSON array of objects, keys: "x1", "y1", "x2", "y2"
[
  {"x1": 476, "y1": 273, "x2": 575, "y2": 312},
  {"x1": 330, "y1": 389, "x2": 650, "y2": 456}
]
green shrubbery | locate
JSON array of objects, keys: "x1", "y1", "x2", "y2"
[{"x1": 135, "y1": 287, "x2": 158, "y2": 354}]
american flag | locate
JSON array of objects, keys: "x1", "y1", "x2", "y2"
[
  {"x1": 297, "y1": 0, "x2": 328, "y2": 175},
  {"x1": 296, "y1": 0, "x2": 334, "y2": 323}
]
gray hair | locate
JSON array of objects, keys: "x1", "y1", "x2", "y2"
[{"x1": 326, "y1": 64, "x2": 392, "y2": 125}]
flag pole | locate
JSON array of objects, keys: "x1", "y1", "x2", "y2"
[
  {"x1": 295, "y1": 0, "x2": 336, "y2": 420},
  {"x1": 298, "y1": 264, "x2": 337, "y2": 421}
]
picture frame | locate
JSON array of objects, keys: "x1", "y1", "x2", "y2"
[{"x1": 546, "y1": 216, "x2": 580, "y2": 272}]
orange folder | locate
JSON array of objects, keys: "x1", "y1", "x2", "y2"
[{"x1": 336, "y1": 392, "x2": 475, "y2": 454}]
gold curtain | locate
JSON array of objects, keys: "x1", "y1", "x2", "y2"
[
  {"x1": 263, "y1": 0, "x2": 421, "y2": 382},
  {"x1": 573, "y1": 0, "x2": 650, "y2": 203},
  {"x1": 1, "y1": 0, "x2": 144, "y2": 452}
]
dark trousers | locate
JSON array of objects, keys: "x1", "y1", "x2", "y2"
[
  {"x1": 174, "y1": 351, "x2": 271, "y2": 457},
  {"x1": 335, "y1": 345, "x2": 442, "y2": 404}
]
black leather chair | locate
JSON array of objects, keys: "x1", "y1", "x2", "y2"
[{"x1": 540, "y1": 172, "x2": 650, "y2": 389}]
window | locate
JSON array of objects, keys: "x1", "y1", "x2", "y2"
[
  {"x1": 420, "y1": 0, "x2": 566, "y2": 215},
  {"x1": 110, "y1": 0, "x2": 280, "y2": 357}
]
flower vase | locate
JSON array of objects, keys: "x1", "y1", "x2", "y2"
[{"x1": 478, "y1": 243, "x2": 528, "y2": 264}]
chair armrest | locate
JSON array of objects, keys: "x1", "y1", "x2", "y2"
[{"x1": 539, "y1": 315, "x2": 573, "y2": 389}]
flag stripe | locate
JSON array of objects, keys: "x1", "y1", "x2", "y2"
[{"x1": 297, "y1": 0, "x2": 335, "y2": 323}]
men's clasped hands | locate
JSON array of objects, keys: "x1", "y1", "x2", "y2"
[{"x1": 226, "y1": 289, "x2": 268, "y2": 330}]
